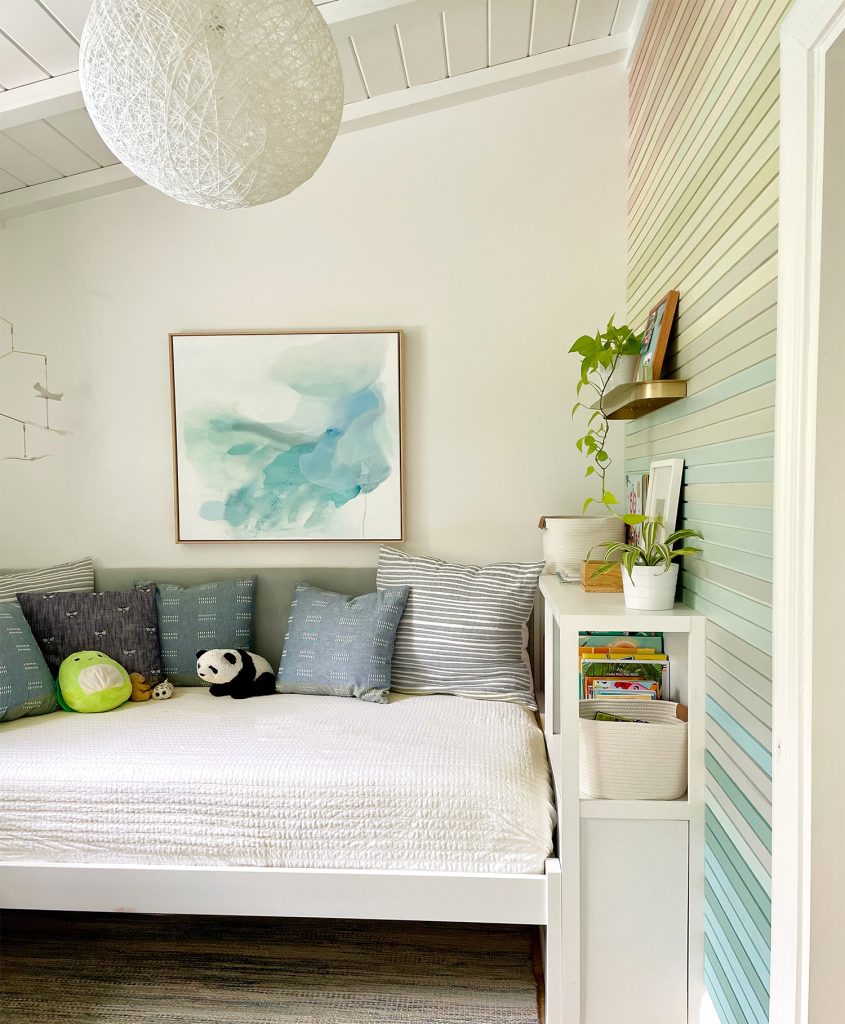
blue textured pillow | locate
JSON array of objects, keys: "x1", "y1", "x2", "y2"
[
  {"x1": 135, "y1": 578, "x2": 256, "y2": 684},
  {"x1": 277, "y1": 584, "x2": 410, "y2": 703},
  {"x1": 0, "y1": 603, "x2": 57, "y2": 722}
]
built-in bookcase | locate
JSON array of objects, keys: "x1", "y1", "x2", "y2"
[{"x1": 539, "y1": 576, "x2": 705, "y2": 1024}]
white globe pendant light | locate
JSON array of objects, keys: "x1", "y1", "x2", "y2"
[{"x1": 79, "y1": 0, "x2": 344, "y2": 210}]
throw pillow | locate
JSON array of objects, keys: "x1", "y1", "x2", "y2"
[
  {"x1": 0, "y1": 557, "x2": 94, "y2": 604},
  {"x1": 376, "y1": 546, "x2": 544, "y2": 709},
  {"x1": 276, "y1": 583, "x2": 410, "y2": 703},
  {"x1": 17, "y1": 589, "x2": 163, "y2": 682},
  {"x1": 0, "y1": 603, "x2": 57, "y2": 722},
  {"x1": 135, "y1": 578, "x2": 256, "y2": 684}
]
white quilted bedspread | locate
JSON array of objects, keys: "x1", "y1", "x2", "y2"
[{"x1": 0, "y1": 689, "x2": 555, "y2": 874}]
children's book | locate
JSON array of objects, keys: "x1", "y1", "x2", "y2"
[
  {"x1": 580, "y1": 658, "x2": 667, "y2": 699},
  {"x1": 578, "y1": 631, "x2": 664, "y2": 654},
  {"x1": 579, "y1": 649, "x2": 667, "y2": 661},
  {"x1": 587, "y1": 677, "x2": 660, "y2": 699}
]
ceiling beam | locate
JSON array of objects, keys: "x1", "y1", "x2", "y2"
[
  {"x1": 318, "y1": 0, "x2": 421, "y2": 24},
  {"x1": 0, "y1": 163, "x2": 138, "y2": 220},
  {"x1": 0, "y1": 33, "x2": 628, "y2": 220},
  {"x1": 0, "y1": 73, "x2": 82, "y2": 132},
  {"x1": 339, "y1": 33, "x2": 628, "y2": 134}
]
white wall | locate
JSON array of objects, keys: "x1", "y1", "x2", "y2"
[
  {"x1": 0, "y1": 67, "x2": 626, "y2": 571},
  {"x1": 808, "y1": 31, "x2": 845, "y2": 1023}
]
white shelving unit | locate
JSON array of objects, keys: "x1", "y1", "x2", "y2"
[{"x1": 539, "y1": 575, "x2": 705, "y2": 1024}]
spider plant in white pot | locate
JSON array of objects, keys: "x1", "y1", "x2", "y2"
[{"x1": 590, "y1": 517, "x2": 704, "y2": 610}]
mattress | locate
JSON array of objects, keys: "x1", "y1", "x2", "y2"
[{"x1": 0, "y1": 689, "x2": 555, "y2": 874}]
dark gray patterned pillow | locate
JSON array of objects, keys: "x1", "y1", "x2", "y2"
[{"x1": 17, "y1": 589, "x2": 163, "y2": 682}]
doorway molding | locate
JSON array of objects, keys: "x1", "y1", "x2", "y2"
[{"x1": 772, "y1": 3, "x2": 845, "y2": 1021}]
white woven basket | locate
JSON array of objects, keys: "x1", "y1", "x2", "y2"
[
  {"x1": 579, "y1": 698, "x2": 688, "y2": 800},
  {"x1": 539, "y1": 516, "x2": 624, "y2": 574}
]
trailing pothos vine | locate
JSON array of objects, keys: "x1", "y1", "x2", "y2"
[{"x1": 570, "y1": 317, "x2": 642, "y2": 515}]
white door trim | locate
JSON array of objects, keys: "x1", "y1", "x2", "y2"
[{"x1": 772, "y1": 3, "x2": 845, "y2": 1022}]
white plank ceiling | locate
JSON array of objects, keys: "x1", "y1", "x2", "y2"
[{"x1": 0, "y1": 0, "x2": 638, "y2": 199}]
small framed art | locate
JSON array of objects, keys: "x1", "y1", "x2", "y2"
[
  {"x1": 625, "y1": 471, "x2": 649, "y2": 546},
  {"x1": 645, "y1": 458, "x2": 684, "y2": 538},
  {"x1": 169, "y1": 330, "x2": 404, "y2": 542},
  {"x1": 637, "y1": 290, "x2": 679, "y2": 381}
]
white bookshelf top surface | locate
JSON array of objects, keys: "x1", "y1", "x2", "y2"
[{"x1": 539, "y1": 574, "x2": 705, "y2": 628}]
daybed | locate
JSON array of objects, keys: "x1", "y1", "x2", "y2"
[
  {"x1": 0, "y1": 565, "x2": 704, "y2": 1024},
  {"x1": 0, "y1": 567, "x2": 567, "y2": 1024}
]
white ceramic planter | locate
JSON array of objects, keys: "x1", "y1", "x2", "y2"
[
  {"x1": 539, "y1": 515, "x2": 625, "y2": 575},
  {"x1": 621, "y1": 563, "x2": 679, "y2": 610},
  {"x1": 602, "y1": 353, "x2": 639, "y2": 390}
]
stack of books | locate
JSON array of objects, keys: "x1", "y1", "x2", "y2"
[{"x1": 578, "y1": 631, "x2": 667, "y2": 700}]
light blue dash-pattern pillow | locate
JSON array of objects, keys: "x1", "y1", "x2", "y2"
[
  {"x1": 277, "y1": 583, "x2": 410, "y2": 703},
  {"x1": 0, "y1": 603, "x2": 57, "y2": 722},
  {"x1": 135, "y1": 578, "x2": 256, "y2": 684}
]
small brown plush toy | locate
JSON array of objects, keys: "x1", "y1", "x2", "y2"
[{"x1": 129, "y1": 672, "x2": 153, "y2": 702}]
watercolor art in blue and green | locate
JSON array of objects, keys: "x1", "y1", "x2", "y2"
[{"x1": 171, "y1": 333, "x2": 402, "y2": 540}]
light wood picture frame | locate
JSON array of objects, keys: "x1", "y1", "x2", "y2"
[
  {"x1": 169, "y1": 330, "x2": 404, "y2": 543},
  {"x1": 637, "y1": 290, "x2": 680, "y2": 381}
]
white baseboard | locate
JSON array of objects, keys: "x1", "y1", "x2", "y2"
[{"x1": 699, "y1": 990, "x2": 720, "y2": 1024}]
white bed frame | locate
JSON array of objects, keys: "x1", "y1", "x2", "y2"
[{"x1": 1, "y1": 582, "x2": 703, "y2": 1024}]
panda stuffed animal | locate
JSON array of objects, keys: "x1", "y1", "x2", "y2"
[{"x1": 196, "y1": 649, "x2": 276, "y2": 699}]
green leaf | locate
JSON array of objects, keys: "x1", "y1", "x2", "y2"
[
  {"x1": 665, "y1": 528, "x2": 704, "y2": 545},
  {"x1": 623, "y1": 549, "x2": 641, "y2": 578},
  {"x1": 621, "y1": 513, "x2": 648, "y2": 526},
  {"x1": 596, "y1": 450, "x2": 609, "y2": 463},
  {"x1": 590, "y1": 562, "x2": 618, "y2": 579},
  {"x1": 582, "y1": 497, "x2": 594, "y2": 514},
  {"x1": 571, "y1": 401, "x2": 581, "y2": 418},
  {"x1": 601, "y1": 490, "x2": 618, "y2": 506},
  {"x1": 569, "y1": 335, "x2": 597, "y2": 355},
  {"x1": 670, "y1": 546, "x2": 703, "y2": 559},
  {"x1": 585, "y1": 466, "x2": 595, "y2": 476},
  {"x1": 575, "y1": 438, "x2": 583, "y2": 453}
]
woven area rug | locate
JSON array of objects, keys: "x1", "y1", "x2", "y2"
[{"x1": 1, "y1": 911, "x2": 541, "y2": 1024}]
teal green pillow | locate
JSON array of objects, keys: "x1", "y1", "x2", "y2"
[
  {"x1": 135, "y1": 579, "x2": 256, "y2": 684},
  {"x1": 0, "y1": 603, "x2": 57, "y2": 722}
]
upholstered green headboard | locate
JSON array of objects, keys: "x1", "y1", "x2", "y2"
[{"x1": 96, "y1": 567, "x2": 377, "y2": 671}]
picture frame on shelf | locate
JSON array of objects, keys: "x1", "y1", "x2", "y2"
[
  {"x1": 625, "y1": 471, "x2": 649, "y2": 546},
  {"x1": 645, "y1": 458, "x2": 684, "y2": 538},
  {"x1": 636, "y1": 290, "x2": 679, "y2": 381}
]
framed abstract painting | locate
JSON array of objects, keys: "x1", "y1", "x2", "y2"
[{"x1": 169, "y1": 330, "x2": 403, "y2": 542}]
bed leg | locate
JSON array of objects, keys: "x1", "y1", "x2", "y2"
[{"x1": 543, "y1": 860, "x2": 563, "y2": 1024}]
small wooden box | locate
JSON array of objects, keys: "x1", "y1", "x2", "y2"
[{"x1": 580, "y1": 560, "x2": 623, "y2": 593}]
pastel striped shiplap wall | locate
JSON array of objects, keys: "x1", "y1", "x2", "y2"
[{"x1": 625, "y1": 2, "x2": 790, "y2": 1022}]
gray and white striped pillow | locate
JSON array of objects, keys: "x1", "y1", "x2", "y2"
[
  {"x1": 376, "y1": 546, "x2": 544, "y2": 709},
  {"x1": 0, "y1": 557, "x2": 94, "y2": 604}
]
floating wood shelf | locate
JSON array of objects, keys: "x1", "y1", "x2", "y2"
[{"x1": 593, "y1": 379, "x2": 688, "y2": 420}]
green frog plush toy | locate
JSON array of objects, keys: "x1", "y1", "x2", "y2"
[{"x1": 57, "y1": 651, "x2": 132, "y2": 713}]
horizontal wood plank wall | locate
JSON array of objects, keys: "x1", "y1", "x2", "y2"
[{"x1": 626, "y1": 2, "x2": 790, "y2": 1021}]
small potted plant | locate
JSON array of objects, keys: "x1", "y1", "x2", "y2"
[
  {"x1": 590, "y1": 517, "x2": 704, "y2": 610},
  {"x1": 540, "y1": 318, "x2": 643, "y2": 577}
]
